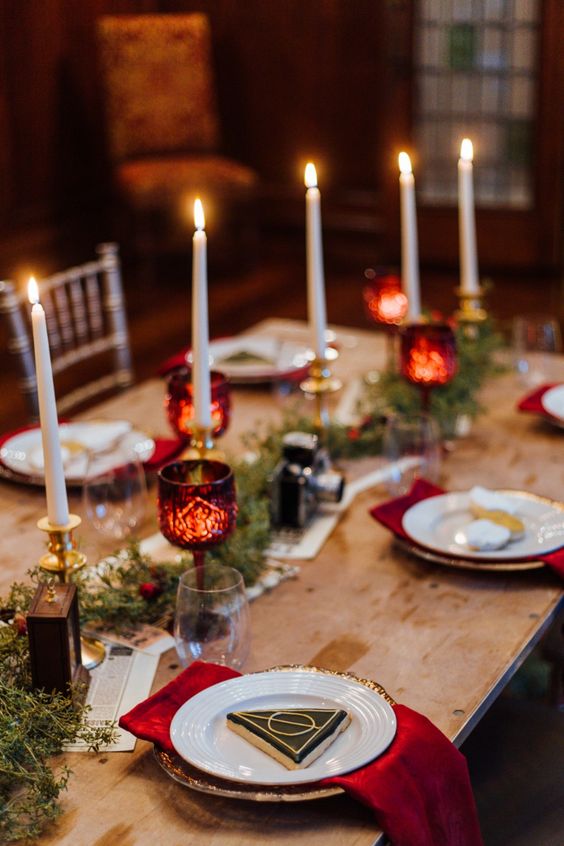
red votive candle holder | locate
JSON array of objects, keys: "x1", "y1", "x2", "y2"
[
  {"x1": 400, "y1": 323, "x2": 458, "y2": 390},
  {"x1": 157, "y1": 460, "x2": 237, "y2": 552},
  {"x1": 363, "y1": 271, "x2": 408, "y2": 326},
  {"x1": 165, "y1": 369, "x2": 231, "y2": 442}
]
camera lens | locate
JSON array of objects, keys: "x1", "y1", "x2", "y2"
[{"x1": 314, "y1": 470, "x2": 345, "y2": 503}]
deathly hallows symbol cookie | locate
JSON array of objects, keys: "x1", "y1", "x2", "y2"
[{"x1": 226, "y1": 708, "x2": 351, "y2": 770}]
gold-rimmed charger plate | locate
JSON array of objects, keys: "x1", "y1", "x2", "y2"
[
  {"x1": 155, "y1": 665, "x2": 394, "y2": 802},
  {"x1": 402, "y1": 489, "x2": 564, "y2": 562},
  {"x1": 394, "y1": 537, "x2": 546, "y2": 572}
]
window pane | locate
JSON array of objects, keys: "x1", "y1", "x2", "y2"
[{"x1": 414, "y1": 0, "x2": 539, "y2": 208}]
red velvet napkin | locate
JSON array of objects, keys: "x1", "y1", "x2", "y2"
[
  {"x1": 119, "y1": 660, "x2": 483, "y2": 846},
  {"x1": 143, "y1": 437, "x2": 185, "y2": 472},
  {"x1": 370, "y1": 478, "x2": 564, "y2": 579},
  {"x1": 157, "y1": 347, "x2": 190, "y2": 377},
  {"x1": 517, "y1": 383, "x2": 560, "y2": 419}
]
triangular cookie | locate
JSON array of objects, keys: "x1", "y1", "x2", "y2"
[{"x1": 226, "y1": 708, "x2": 351, "y2": 769}]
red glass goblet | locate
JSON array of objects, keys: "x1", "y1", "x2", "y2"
[
  {"x1": 157, "y1": 460, "x2": 237, "y2": 583},
  {"x1": 363, "y1": 270, "x2": 408, "y2": 370},
  {"x1": 400, "y1": 323, "x2": 458, "y2": 411},
  {"x1": 165, "y1": 368, "x2": 231, "y2": 442},
  {"x1": 363, "y1": 270, "x2": 408, "y2": 327}
]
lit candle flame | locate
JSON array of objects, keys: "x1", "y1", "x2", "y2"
[
  {"x1": 460, "y1": 138, "x2": 473, "y2": 162},
  {"x1": 194, "y1": 198, "x2": 205, "y2": 230},
  {"x1": 398, "y1": 152, "x2": 412, "y2": 175},
  {"x1": 304, "y1": 162, "x2": 318, "y2": 189},
  {"x1": 27, "y1": 276, "x2": 39, "y2": 305}
]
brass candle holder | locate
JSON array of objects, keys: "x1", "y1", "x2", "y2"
[
  {"x1": 300, "y1": 355, "x2": 342, "y2": 430},
  {"x1": 455, "y1": 287, "x2": 488, "y2": 324},
  {"x1": 181, "y1": 425, "x2": 225, "y2": 461},
  {"x1": 37, "y1": 513, "x2": 105, "y2": 669}
]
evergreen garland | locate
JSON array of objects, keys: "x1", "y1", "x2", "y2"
[
  {"x1": 362, "y1": 319, "x2": 505, "y2": 437},
  {"x1": 0, "y1": 583, "x2": 116, "y2": 844}
]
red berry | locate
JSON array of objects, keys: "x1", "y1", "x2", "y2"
[{"x1": 139, "y1": 582, "x2": 161, "y2": 601}]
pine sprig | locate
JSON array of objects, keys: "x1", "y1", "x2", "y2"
[
  {"x1": 0, "y1": 680, "x2": 115, "y2": 843},
  {"x1": 0, "y1": 585, "x2": 116, "y2": 844},
  {"x1": 76, "y1": 543, "x2": 189, "y2": 631}
]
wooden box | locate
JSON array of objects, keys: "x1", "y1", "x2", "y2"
[{"x1": 27, "y1": 582, "x2": 88, "y2": 694}]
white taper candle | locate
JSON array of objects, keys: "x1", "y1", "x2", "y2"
[
  {"x1": 458, "y1": 138, "x2": 479, "y2": 295},
  {"x1": 28, "y1": 277, "x2": 69, "y2": 526},
  {"x1": 398, "y1": 152, "x2": 421, "y2": 321},
  {"x1": 192, "y1": 199, "x2": 212, "y2": 428},
  {"x1": 305, "y1": 163, "x2": 328, "y2": 359}
]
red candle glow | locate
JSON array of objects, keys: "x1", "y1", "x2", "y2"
[
  {"x1": 363, "y1": 273, "x2": 408, "y2": 326},
  {"x1": 157, "y1": 460, "x2": 237, "y2": 551},
  {"x1": 165, "y1": 369, "x2": 231, "y2": 442},
  {"x1": 400, "y1": 324, "x2": 457, "y2": 388}
]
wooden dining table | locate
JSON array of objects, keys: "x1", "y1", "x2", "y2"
[{"x1": 1, "y1": 318, "x2": 562, "y2": 846}]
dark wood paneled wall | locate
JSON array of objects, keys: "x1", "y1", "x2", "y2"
[
  {"x1": 0, "y1": 1, "x2": 392, "y2": 242},
  {"x1": 1, "y1": 1, "x2": 159, "y2": 251},
  {"x1": 0, "y1": 1, "x2": 561, "y2": 275}
]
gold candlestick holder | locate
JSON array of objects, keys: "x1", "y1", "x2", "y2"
[
  {"x1": 181, "y1": 425, "x2": 225, "y2": 461},
  {"x1": 37, "y1": 513, "x2": 105, "y2": 669},
  {"x1": 300, "y1": 356, "x2": 342, "y2": 431},
  {"x1": 455, "y1": 287, "x2": 488, "y2": 324}
]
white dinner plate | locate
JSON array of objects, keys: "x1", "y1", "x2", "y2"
[
  {"x1": 170, "y1": 669, "x2": 397, "y2": 786},
  {"x1": 541, "y1": 384, "x2": 564, "y2": 422},
  {"x1": 0, "y1": 420, "x2": 155, "y2": 484},
  {"x1": 187, "y1": 336, "x2": 310, "y2": 383},
  {"x1": 402, "y1": 490, "x2": 564, "y2": 561}
]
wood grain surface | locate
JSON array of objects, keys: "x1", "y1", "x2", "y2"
[{"x1": 1, "y1": 321, "x2": 562, "y2": 846}]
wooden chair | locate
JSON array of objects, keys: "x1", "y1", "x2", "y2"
[
  {"x1": 96, "y1": 13, "x2": 259, "y2": 265},
  {"x1": 0, "y1": 243, "x2": 133, "y2": 419}
]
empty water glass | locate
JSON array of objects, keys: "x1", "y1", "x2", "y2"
[
  {"x1": 512, "y1": 315, "x2": 562, "y2": 386},
  {"x1": 174, "y1": 563, "x2": 251, "y2": 669},
  {"x1": 83, "y1": 444, "x2": 147, "y2": 541},
  {"x1": 382, "y1": 413, "x2": 441, "y2": 497}
]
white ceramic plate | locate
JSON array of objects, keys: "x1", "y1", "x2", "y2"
[
  {"x1": 402, "y1": 491, "x2": 564, "y2": 561},
  {"x1": 0, "y1": 420, "x2": 155, "y2": 483},
  {"x1": 541, "y1": 384, "x2": 564, "y2": 422},
  {"x1": 170, "y1": 669, "x2": 397, "y2": 786},
  {"x1": 187, "y1": 336, "x2": 310, "y2": 383}
]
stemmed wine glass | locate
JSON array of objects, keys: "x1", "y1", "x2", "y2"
[
  {"x1": 157, "y1": 460, "x2": 248, "y2": 668},
  {"x1": 83, "y1": 443, "x2": 147, "y2": 542},
  {"x1": 157, "y1": 460, "x2": 237, "y2": 571},
  {"x1": 362, "y1": 269, "x2": 408, "y2": 370},
  {"x1": 400, "y1": 322, "x2": 458, "y2": 411}
]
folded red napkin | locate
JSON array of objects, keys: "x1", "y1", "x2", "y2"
[
  {"x1": 517, "y1": 383, "x2": 560, "y2": 418},
  {"x1": 120, "y1": 660, "x2": 483, "y2": 846},
  {"x1": 157, "y1": 347, "x2": 190, "y2": 377},
  {"x1": 370, "y1": 478, "x2": 564, "y2": 579},
  {"x1": 143, "y1": 437, "x2": 185, "y2": 472}
]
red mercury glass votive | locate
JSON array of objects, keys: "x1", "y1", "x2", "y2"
[
  {"x1": 362, "y1": 271, "x2": 408, "y2": 326},
  {"x1": 165, "y1": 368, "x2": 231, "y2": 441},
  {"x1": 400, "y1": 323, "x2": 458, "y2": 388},
  {"x1": 157, "y1": 460, "x2": 237, "y2": 552}
]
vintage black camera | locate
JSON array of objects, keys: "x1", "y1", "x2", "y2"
[{"x1": 269, "y1": 432, "x2": 345, "y2": 529}]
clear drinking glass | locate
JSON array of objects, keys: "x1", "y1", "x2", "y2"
[
  {"x1": 512, "y1": 315, "x2": 562, "y2": 386},
  {"x1": 174, "y1": 563, "x2": 251, "y2": 669},
  {"x1": 382, "y1": 413, "x2": 441, "y2": 497},
  {"x1": 83, "y1": 445, "x2": 147, "y2": 541}
]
